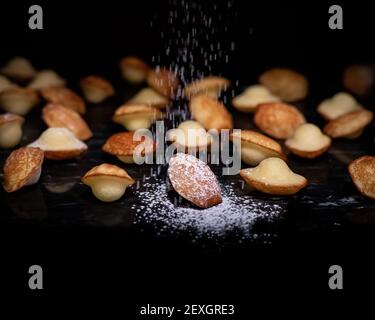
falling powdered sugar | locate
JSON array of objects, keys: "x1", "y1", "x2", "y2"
[{"x1": 132, "y1": 176, "x2": 285, "y2": 239}]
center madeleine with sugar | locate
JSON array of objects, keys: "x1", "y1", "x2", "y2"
[
  {"x1": 168, "y1": 153, "x2": 222, "y2": 208},
  {"x1": 40, "y1": 128, "x2": 78, "y2": 149}
]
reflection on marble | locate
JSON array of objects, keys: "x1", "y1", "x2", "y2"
[{"x1": 4, "y1": 185, "x2": 47, "y2": 220}]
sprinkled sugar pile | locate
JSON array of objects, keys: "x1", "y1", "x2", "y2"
[{"x1": 132, "y1": 176, "x2": 285, "y2": 239}]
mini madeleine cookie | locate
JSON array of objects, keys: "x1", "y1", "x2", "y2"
[
  {"x1": 317, "y1": 92, "x2": 362, "y2": 121},
  {"x1": 183, "y1": 76, "x2": 230, "y2": 99},
  {"x1": 82, "y1": 163, "x2": 135, "y2": 202},
  {"x1": 128, "y1": 87, "x2": 169, "y2": 109},
  {"x1": 0, "y1": 113, "x2": 24, "y2": 148},
  {"x1": 230, "y1": 130, "x2": 285, "y2": 166},
  {"x1": 232, "y1": 85, "x2": 280, "y2": 113},
  {"x1": 285, "y1": 123, "x2": 331, "y2": 159},
  {"x1": 1, "y1": 57, "x2": 36, "y2": 81},
  {"x1": 42, "y1": 104, "x2": 92, "y2": 140},
  {"x1": 80, "y1": 75, "x2": 114, "y2": 103},
  {"x1": 323, "y1": 109, "x2": 373, "y2": 139},
  {"x1": 119, "y1": 56, "x2": 150, "y2": 84},
  {"x1": 147, "y1": 68, "x2": 179, "y2": 98},
  {"x1": 189, "y1": 95, "x2": 233, "y2": 131},
  {"x1": 169, "y1": 120, "x2": 212, "y2": 151},
  {"x1": 102, "y1": 132, "x2": 155, "y2": 164},
  {"x1": 0, "y1": 87, "x2": 39, "y2": 115},
  {"x1": 259, "y1": 68, "x2": 308, "y2": 102},
  {"x1": 28, "y1": 127, "x2": 88, "y2": 160},
  {"x1": 240, "y1": 157, "x2": 308, "y2": 195},
  {"x1": 41, "y1": 86, "x2": 85, "y2": 114},
  {"x1": 168, "y1": 153, "x2": 222, "y2": 208},
  {"x1": 113, "y1": 104, "x2": 163, "y2": 131},
  {"x1": 3, "y1": 147, "x2": 44, "y2": 192},
  {"x1": 343, "y1": 64, "x2": 374, "y2": 96},
  {"x1": 28, "y1": 69, "x2": 66, "y2": 90},
  {"x1": 254, "y1": 102, "x2": 306, "y2": 139},
  {"x1": 348, "y1": 156, "x2": 375, "y2": 199}
]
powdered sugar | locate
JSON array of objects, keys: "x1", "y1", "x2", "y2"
[
  {"x1": 168, "y1": 153, "x2": 221, "y2": 208},
  {"x1": 132, "y1": 175, "x2": 285, "y2": 239}
]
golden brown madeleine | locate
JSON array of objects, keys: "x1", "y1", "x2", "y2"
[
  {"x1": 254, "y1": 102, "x2": 306, "y2": 139},
  {"x1": 40, "y1": 86, "x2": 85, "y2": 114},
  {"x1": 42, "y1": 103, "x2": 93, "y2": 140},
  {"x1": 285, "y1": 123, "x2": 331, "y2": 159},
  {"x1": 82, "y1": 163, "x2": 135, "y2": 202},
  {"x1": 79, "y1": 75, "x2": 115, "y2": 103},
  {"x1": 113, "y1": 104, "x2": 164, "y2": 131},
  {"x1": 0, "y1": 113, "x2": 25, "y2": 148},
  {"x1": 323, "y1": 109, "x2": 373, "y2": 139},
  {"x1": 317, "y1": 92, "x2": 362, "y2": 121},
  {"x1": 128, "y1": 87, "x2": 169, "y2": 109},
  {"x1": 0, "y1": 57, "x2": 36, "y2": 81},
  {"x1": 230, "y1": 130, "x2": 285, "y2": 166},
  {"x1": 349, "y1": 156, "x2": 375, "y2": 199},
  {"x1": 259, "y1": 68, "x2": 308, "y2": 102},
  {"x1": 3, "y1": 147, "x2": 44, "y2": 192},
  {"x1": 240, "y1": 157, "x2": 308, "y2": 196},
  {"x1": 147, "y1": 68, "x2": 180, "y2": 98},
  {"x1": 343, "y1": 64, "x2": 374, "y2": 96},
  {"x1": 28, "y1": 127, "x2": 88, "y2": 160},
  {"x1": 189, "y1": 95, "x2": 233, "y2": 131},
  {"x1": 232, "y1": 85, "x2": 280, "y2": 113},
  {"x1": 168, "y1": 153, "x2": 222, "y2": 208},
  {"x1": 102, "y1": 131, "x2": 155, "y2": 164},
  {"x1": 0, "y1": 87, "x2": 40, "y2": 116},
  {"x1": 119, "y1": 56, "x2": 150, "y2": 84},
  {"x1": 28, "y1": 69, "x2": 66, "y2": 90},
  {"x1": 183, "y1": 76, "x2": 230, "y2": 99}
]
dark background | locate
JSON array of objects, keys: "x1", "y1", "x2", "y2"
[
  {"x1": 1, "y1": 1, "x2": 373, "y2": 83},
  {"x1": 1, "y1": 0, "x2": 374, "y2": 316}
]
